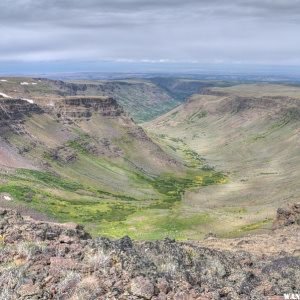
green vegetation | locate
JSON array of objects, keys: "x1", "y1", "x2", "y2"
[
  {"x1": 223, "y1": 219, "x2": 273, "y2": 238},
  {"x1": 2, "y1": 79, "x2": 299, "y2": 241},
  {"x1": 16, "y1": 169, "x2": 84, "y2": 191},
  {"x1": 239, "y1": 219, "x2": 272, "y2": 232},
  {"x1": 0, "y1": 150, "x2": 227, "y2": 239},
  {"x1": 0, "y1": 185, "x2": 36, "y2": 202},
  {"x1": 146, "y1": 171, "x2": 226, "y2": 210}
]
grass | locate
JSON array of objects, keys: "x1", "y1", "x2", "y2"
[
  {"x1": 0, "y1": 110, "x2": 228, "y2": 239},
  {"x1": 220, "y1": 218, "x2": 273, "y2": 238},
  {"x1": 151, "y1": 133, "x2": 207, "y2": 168},
  {"x1": 16, "y1": 169, "x2": 84, "y2": 191},
  {"x1": 97, "y1": 209, "x2": 216, "y2": 240},
  {"x1": 0, "y1": 155, "x2": 226, "y2": 239},
  {"x1": 239, "y1": 218, "x2": 272, "y2": 232},
  {"x1": 0, "y1": 185, "x2": 36, "y2": 202}
]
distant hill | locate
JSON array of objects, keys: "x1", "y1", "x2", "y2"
[
  {"x1": 0, "y1": 77, "x2": 180, "y2": 122},
  {"x1": 0, "y1": 77, "x2": 242, "y2": 122}
]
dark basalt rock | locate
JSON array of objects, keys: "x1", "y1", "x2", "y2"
[
  {"x1": 52, "y1": 96, "x2": 124, "y2": 124},
  {"x1": 0, "y1": 99, "x2": 44, "y2": 135},
  {"x1": 273, "y1": 202, "x2": 300, "y2": 229},
  {"x1": 0, "y1": 99, "x2": 43, "y2": 121},
  {"x1": 48, "y1": 146, "x2": 78, "y2": 163},
  {"x1": 0, "y1": 207, "x2": 299, "y2": 299}
]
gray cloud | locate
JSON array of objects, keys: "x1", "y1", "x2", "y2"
[{"x1": 0, "y1": 0, "x2": 299, "y2": 66}]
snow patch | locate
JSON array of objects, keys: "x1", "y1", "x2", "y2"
[
  {"x1": 21, "y1": 98, "x2": 34, "y2": 104},
  {"x1": 0, "y1": 92, "x2": 11, "y2": 98},
  {"x1": 20, "y1": 81, "x2": 38, "y2": 86}
]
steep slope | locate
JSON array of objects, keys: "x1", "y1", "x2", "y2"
[
  {"x1": 149, "y1": 77, "x2": 237, "y2": 101},
  {"x1": 145, "y1": 84, "x2": 300, "y2": 237},
  {"x1": 0, "y1": 96, "x2": 225, "y2": 239},
  {"x1": 64, "y1": 79, "x2": 181, "y2": 122},
  {"x1": 0, "y1": 99, "x2": 43, "y2": 169},
  {"x1": 0, "y1": 77, "x2": 180, "y2": 122}
]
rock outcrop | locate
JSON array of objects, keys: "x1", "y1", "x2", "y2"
[
  {"x1": 0, "y1": 99, "x2": 43, "y2": 134},
  {"x1": 0, "y1": 99, "x2": 43, "y2": 121},
  {"x1": 51, "y1": 96, "x2": 124, "y2": 124},
  {"x1": 0, "y1": 207, "x2": 299, "y2": 300},
  {"x1": 273, "y1": 202, "x2": 300, "y2": 229}
]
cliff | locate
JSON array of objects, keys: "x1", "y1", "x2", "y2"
[
  {"x1": 0, "y1": 99, "x2": 43, "y2": 135},
  {"x1": 51, "y1": 96, "x2": 124, "y2": 124},
  {"x1": 0, "y1": 99, "x2": 43, "y2": 122},
  {"x1": 0, "y1": 77, "x2": 180, "y2": 122}
]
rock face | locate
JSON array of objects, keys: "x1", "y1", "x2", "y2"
[
  {"x1": 52, "y1": 96, "x2": 124, "y2": 124},
  {"x1": 0, "y1": 207, "x2": 299, "y2": 300},
  {"x1": 0, "y1": 99, "x2": 43, "y2": 121},
  {"x1": 0, "y1": 209, "x2": 91, "y2": 243},
  {"x1": 273, "y1": 202, "x2": 300, "y2": 229},
  {"x1": 0, "y1": 96, "x2": 124, "y2": 129},
  {"x1": 40, "y1": 79, "x2": 179, "y2": 122},
  {"x1": 0, "y1": 99, "x2": 43, "y2": 134},
  {"x1": 48, "y1": 146, "x2": 78, "y2": 163}
]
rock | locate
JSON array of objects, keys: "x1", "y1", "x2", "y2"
[
  {"x1": 173, "y1": 291, "x2": 191, "y2": 300},
  {"x1": 18, "y1": 284, "x2": 41, "y2": 298},
  {"x1": 130, "y1": 276, "x2": 155, "y2": 299},
  {"x1": 0, "y1": 208, "x2": 299, "y2": 299},
  {"x1": 155, "y1": 292, "x2": 167, "y2": 300},
  {"x1": 48, "y1": 146, "x2": 77, "y2": 163},
  {"x1": 156, "y1": 278, "x2": 170, "y2": 294},
  {"x1": 52, "y1": 96, "x2": 123, "y2": 124},
  {"x1": 0, "y1": 99, "x2": 43, "y2": 135},
  {"x1": 273, "y1": 202, "x2": 300, "y2": 229},
  {"x1": 117, "y1": 235, "x2": 133, "y2": 250},
  {"x1": 50, "y1": 257, "x2": 78, "y2": 270},
  {"x1": 204, "y1": 232, "x2": 216, "y2": 240}
]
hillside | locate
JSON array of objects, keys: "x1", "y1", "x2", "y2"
[
  {"x1": 1, "y1": 79, "x2": 299, "y2": 240},
  {"x1": 0, "y1": 79, "x2": 299, "y2": 298},
  {"x1": 0, "y1": 77, "x2": 180, "y2": 122},
  {"x1": 0, "y1": 77, "x2": 245, "y2": 122},
  {"x1": 0, "y1": 93, "x2": 225, "y2": 239},
  {"x1": 149, "y1": 77, "x2": 237, "y2": 100},
  {"x1": 145, "y1": 84, "x2": 300, "y2": 237}
]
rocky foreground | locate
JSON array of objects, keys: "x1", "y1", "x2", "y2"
[{"x1": 0, "y1": 204, "x2": 299, "y2": 300}]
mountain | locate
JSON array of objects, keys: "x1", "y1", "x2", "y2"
[
  {"x1": 0, "y1": 77, "x2": 181, "y2": 122},
  {"x1": 145, "y1": 83, "x2": 300, "y2": 237},
  {"x1": 0, "y1": 87, "x2": 225, "y2": 239},
  {"x1": 0, "y1": 77, "x2": 245, "y2": 122}
]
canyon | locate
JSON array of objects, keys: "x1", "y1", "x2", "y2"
[{"x1": 0, "y1": 77, "x2": 299, "y2": 299}]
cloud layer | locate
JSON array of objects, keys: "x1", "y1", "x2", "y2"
[{"x1": 0, "y1": 0, "x2": 300, "y2": 65}]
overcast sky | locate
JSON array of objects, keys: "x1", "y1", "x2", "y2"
[{"x1": 1, "y1": 0, "x2": 300, "y2": 73}]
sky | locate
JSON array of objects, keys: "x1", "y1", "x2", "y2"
[{"x1": 1, "y1": 0, "x2": 300, "y2": 74}]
